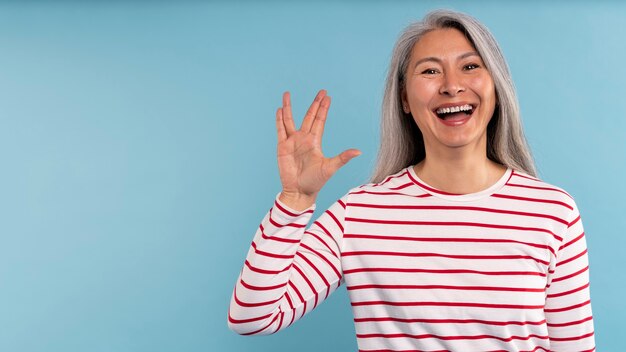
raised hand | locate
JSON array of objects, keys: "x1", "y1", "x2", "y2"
[{"x1": 276, "y1": 90, "x2": 361, "y2": 211}]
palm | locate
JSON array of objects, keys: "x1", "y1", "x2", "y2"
[
  {"x1": 278, "y1": 131, "x2": 328, "y2": 196},
  {"x1": 276, "y1": 90, "x2": 360, "y2": 199}
]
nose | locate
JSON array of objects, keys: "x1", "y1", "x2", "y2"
[{"x1": 439, "y1": 70, "x2": 465, "y2": 96}]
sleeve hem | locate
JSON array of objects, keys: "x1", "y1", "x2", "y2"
[{"x1": 273, "y1": 193, "x2": 316, "y2": 220}]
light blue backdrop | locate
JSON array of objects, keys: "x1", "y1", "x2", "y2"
[{"x1": 0, "y1": 1, "x2": 623, "y2": 351}]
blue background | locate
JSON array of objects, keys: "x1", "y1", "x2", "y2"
[{"x1": 0, "y1": 1, "x2": 623, "y2": 351}]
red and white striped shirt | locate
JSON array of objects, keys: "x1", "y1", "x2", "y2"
[{"x1": 228, "y1": 166, "x2": 595, "y2": 351}]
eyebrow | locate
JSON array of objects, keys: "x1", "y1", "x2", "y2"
[{"x1": 413, "y1": 51, "x2": 481, "y2": 69}]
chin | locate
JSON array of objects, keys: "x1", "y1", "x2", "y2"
[
  {"x1": 436, "y1": 132, "x2": 486, "y2": 150},
  {"x1": 439, "y1": 134, "x2": 475, "y2": 147}
]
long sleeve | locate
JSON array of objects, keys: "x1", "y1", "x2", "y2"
[
  {"x1": 544, "y1": 204, "x2": 595, "y2": 351},
  {"x1": 227, "y1": 194, "x2": 347, "y2": 335}
]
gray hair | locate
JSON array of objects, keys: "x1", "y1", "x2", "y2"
[{"x1": 371, "y1": 9, "x2": 537, "y2": 183}]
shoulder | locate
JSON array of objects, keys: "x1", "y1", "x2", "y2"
[
  {"x1": 337, "y1": 166, "x2": 429, "y2": 210},
  {"x1": 347, "y1": 167, "x2": 420, "y2": 196},
  {"x1": 505, "y1": 169, "x2": 580, "y2": 220}
]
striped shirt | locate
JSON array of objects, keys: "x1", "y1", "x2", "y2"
[{"x1": 228, "y1": 166, "x2": 595, "y2": 351}]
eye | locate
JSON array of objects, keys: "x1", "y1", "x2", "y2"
[
  {"x1": 464, "y1": 63, "x2": 481, "y2": 70},
  {"x1": 421, "y1": 68, "x2": 439, "y2": 75}
]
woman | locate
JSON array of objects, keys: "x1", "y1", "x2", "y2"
[{"x1": 228, "y1": 9, "x2": 595, "y2": 351}]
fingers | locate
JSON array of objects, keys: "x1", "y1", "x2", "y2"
[
  {"x1": 300, "y1": 90, "x2": 327, "y2": 133},
  {"x1": 328, "y1": 148, "x2": 361, "y2": 175},
  {"x1": 310, "y1": 95, "x2": 331, "y2": 140},
  {"x1": 282, "y1": 91, "x2": 296, "y2": 135},
  {"x1": 276, "y1": 107, "x2": 287, "y2": 142},
  {"x1": 279, "y1": 89, "x2": 331, "y2": 140}
]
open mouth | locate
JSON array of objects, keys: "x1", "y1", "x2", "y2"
[{"x1": 434, "y1": 104, "x2": 475, "y2": 120}]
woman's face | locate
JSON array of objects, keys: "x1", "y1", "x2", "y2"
[{"x1": 402, "y1": 28, "x2": 497, "y2": 154}]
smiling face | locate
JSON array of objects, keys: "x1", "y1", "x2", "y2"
[{"x1": 402, "y1": 28, "x2": 497, "y2": 155}]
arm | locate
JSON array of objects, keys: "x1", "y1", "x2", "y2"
[
  {"x1": 228, "y1": 195, "x2": 346, "y2": 335},
  {"x1": 228, "y1": 90, "x2": 359, "y2": 335},
  {"x1": 544, "y1": 205, "x2": 595, "y2": 351}
]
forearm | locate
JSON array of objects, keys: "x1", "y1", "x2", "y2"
[
  {"x1": 228, "y1": 198, "x2": 313, "y2": 335},
  {"x1": 545, "y1": 212, "x2": 595, "y2": 350},
  {"x1": 228, "y1": 196, "x2": 346, "y2": 336}
]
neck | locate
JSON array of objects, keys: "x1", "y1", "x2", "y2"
[{"x1": 414, "y1": 144, "x2": 507, "y2": 195}]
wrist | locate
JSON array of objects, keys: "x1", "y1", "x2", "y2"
[{"x1": 279, "y1": 191, "x2": 317, "y2": 212}]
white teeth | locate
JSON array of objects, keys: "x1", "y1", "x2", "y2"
[{"x1": 436, "y1": 104, "x2": 473, "y2": 114}]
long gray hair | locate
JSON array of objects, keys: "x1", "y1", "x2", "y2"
[{"x1": 371, "y1": 9, "x2": 537, "y2": 183}]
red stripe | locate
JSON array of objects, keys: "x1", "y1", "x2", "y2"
[
  {"x1": 504, "y1": 168, "x2": 515, "y2": 185},
  {"x1": 511, "y1": 171, "x2": 541, "y2": 182},
  {"x1": 343, "y1": 267, "x2": 546, "y2": 277},
  {"x1": 288, "y1": 280, "x2": 305, "y2": 304},
  {"x1": 347, "y1": 284, "x2": 545, "y2": 293},
  {"x1": 482, "y1": 347, "x2": 549, "y2": 352},
  {"x1": 376, "y1": 170, "x2": 409, "y2": 186},
  {"x1": 520, "y1": 347, "x2": 550, "y2": 352},
  {"x1": 352, "y1": 300, "x2": 544, "y2": 309},
  {"x1": 492, "y1": 193, "x2": 573, "y2": 210},
  {"x1": 376, "y1": 175, "x2": 394, "y2": 186},
  {"x1": 354, "y1": 316, "x2": 546, "y2": 326},
  {"x1": 274, "y1": 199, "x2": 314, "y2": 217},
  {"x1": 359, "y1": 349, "x2": 450, "y2": 352},
  {"x1": 507, "y1": 183, "x2": 572, "y2": 198},
  {"x1": 284, "y1": 292, "x2": 294, "y2": 310},
  {"x1": 325, "y1": 209, "x2": 344, "y2": 232},
  {"x1": 342, "y1": 250, "x2": 549, "y2": 266},
  {"x1": 389, "y1": 182, "x2": 413, "y2": 190},
  {"x1": 569, "y1": 215, "x2": 581, "y2": 227},
  {"x1": 546, "y1": 315, "x2": 593, "y2": 327},
  {"x1": 300, "y1": 242, "x2": 342, "y2": 281},
  {"x1": 241, "y1": 311, "x2": 281, "y2": 335},
  {"x1": 251, "y1": 241, "x2": 294, "y2": 259},
  {"x1": 544, "y1": 299, "x2": 591, "y2": 313},
  {"x1": 485, "y1": 347, "x2": 550, "y2": 352},
  {"x1": 346, "y1": 203, "x2": 568, "y2": 225},
  {"x1": 345, "y1": 217, "x2": 562, "y2": 241},
  {"x1": 284, "y1": 294, "x2": 296, "y2": 327},
  {"x1": 356, "y1": 332, "x2": 548, "y2": 342},
  {"x1": 240, "y1": 278, "x2": 286, "y2": 291},
  {"x1": 292, "y1": 264, "x2": 319, "y2": 309},
  {"x1": 546, "y1": 282, "x2": 590, "y2": 298},
  {"x1": 350, "y1": 189, "x2": 432, "y2": 198},
  {"x1": 549, "y1": 331, "x2": 595, "y2": 342},
  {"x1": 244, "y1": 260, "x2": 290, "y2": 275},
  {"x1": 268, "y1": 208, "x2": 306, "y2": 228},
  {"x1": 311, "y1": 221, "x2": 338, "y2": 257},
  {"x1": 559, "y1": 232, "x2": 584, "y2": 251},
  {"x1": 288, "y1": 282, "x2": 307, "y2": 320},
  {"x1": 338, "y1": 199, "x2": 346, "y2": 208},
  {"x1": 406, "y1": 171, "x2": 460, "y2": 195},
  {"x1": 557, "y1": 249, "x2": 587, "y2": 267},
  {"x1": 295, "y1": 251, "x2": 332, "y2": 297},
  {"x1": 276, "y1": 311, "x2": 285, "y2": 331},
  {"x1": 233, "y1": 285, "x2": 281, "y2": 308},
  {"x1": 306, "y1": 227, "x2": 338, "y2": 258},
  {"x1": 260, "y1": 224, "x2": 300, "y2": 243},
  {"x1": 228, "y1": 310, "x2": 272, "y2": 324},
  {"x1": 343, "y1": 234, "x2": 556, "y2": 256},
  {"x1": 551, "y1": 265, "x2": 589, "y2": 283}
]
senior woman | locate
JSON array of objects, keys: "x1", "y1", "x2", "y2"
[{"x1": 228, "y1": 9, "x2": 595, "y2": 352}]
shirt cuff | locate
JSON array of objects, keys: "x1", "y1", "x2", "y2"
[{"x1": 272, "y1": 192, "x2": 316, "y2": 221}]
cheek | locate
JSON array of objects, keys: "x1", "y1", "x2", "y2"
[
  {"x1": 469, "y1": 75, "x2": 496, "y2": 104},
  {"x1": 407, "y1": 80, "x2": 438, "y2": 107},
  {"x1": 477, "y1": 80, "x2": 497, "y2": 124}
]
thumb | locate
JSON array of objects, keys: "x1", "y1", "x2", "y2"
[{"x1": 328, "y1": 148, "x2": 361, "y2": 174}]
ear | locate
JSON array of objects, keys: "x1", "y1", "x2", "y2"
[{"x1": 401, "y1": 88, "x2": 410, "y2": 113}]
